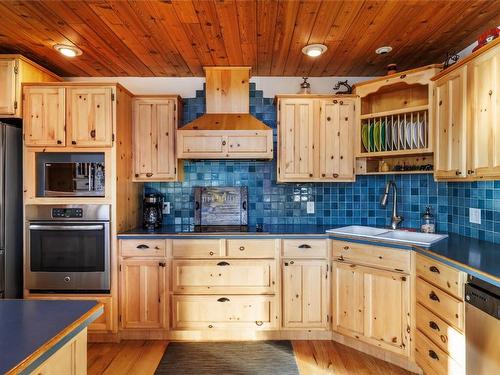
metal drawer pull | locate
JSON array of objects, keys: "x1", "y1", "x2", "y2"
[
  {"x1": 217, "y1": 297, "x2": 230, "y2": 302},
  {"x1": 429, "y1": 291, "x2": 440, "y2": 302},
  {"x1": 136, "y1": 244, "x2": 150, "y2": 249},
  {"x1": 255, "y1": 321, "x2": 263, "y2": 326},
  {"x1": 429, "y1": 266, "x2": 440, "y2": 274},
  {"x1": 429, "y1": 321, "x2": 440, "y2": 331},
  {"x1": 298, "y1": 244, "x2": 311, "y2": 249},
  {"x1": 428, "y1": 350, "x2": 439, "y2": 360},
  {"x1": 29, "y1": 225, "x2": 103, "y2": 231},
  {"x1": 217, "y1": 261, "x2": 230, "y2": 266},
  {"x1": 239, "y1": 246, "x2": 245, "y2": 251}
]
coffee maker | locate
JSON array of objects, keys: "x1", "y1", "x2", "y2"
[{"x1": 142, "y1": 193, "x2": 164, "y2": 229}]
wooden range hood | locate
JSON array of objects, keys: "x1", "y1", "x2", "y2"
[{"x1": 177, "y1": 67, "x2": 273, "y2": 159}]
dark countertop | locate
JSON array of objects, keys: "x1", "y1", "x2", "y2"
[
  {"x1": 118, "y1": 224, "x2": 335, "y2": 237},
  {"x1": 118, "y1": 225, "x2": 500, "y2": 286},
  {"x1": 0, "y1": 300, "x2": 103, "y2": 374}
]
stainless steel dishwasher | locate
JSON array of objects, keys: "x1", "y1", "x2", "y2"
[{"x1": 465, "y1": 275, "x2": 500, "y2": 374}]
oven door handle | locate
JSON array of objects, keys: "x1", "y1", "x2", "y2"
[{"x1": 29, "y1": 224, "x2": 104, "y2": 231}]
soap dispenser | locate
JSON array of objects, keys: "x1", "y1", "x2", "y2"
[{"x1": 421, "y1": 206, "x2": 435, "y2": 233}]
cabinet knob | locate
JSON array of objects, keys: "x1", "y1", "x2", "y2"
[
  {"x1": 333, "y1": 173, "x2": 339, "y2": 178},
  {"x1": 146, "y1": 173, "x2": 153, "y2": 177},
  {"x1": 57, "y1": 140, "x2": 62, "y2": 145},
  {"x1": 339, "y1": 100, "x2": 343, "y2": 105},
  {"x1": 429, "y1": 291, "x2": 440, "y2": 302},
  {"x1": 429, "y1": 266, "x2": 440, "y2": 274},
  {"x1": 222, "y1": 140, "x2": 226, "y2": 146},
  {"x1": 455, "y1": 170, "x2": 461, "y2": 176},
  {"x1": 159, "y1": 262, "x2": 166, "y2": 267},
  {"x1": 489, "y1": 90, "x2": 493, "y2": 96},
  {"x1": 90, "y1": 129, "x2": 96, "y2": 138},
  {"x1": 135, "y1": 174, "x2": 139, "y2": 178},
  {"x1": 208, "y1": 324, "x2": 213, "y2": 328},
  {"x1": 322, "y1": 173, "x2": 326, "y2": 177},
  {"x1": 72, "y1": 141, "x2": 77, "y2": 145},
  {"x1": 333, "y1": 100, "x2": 338, "y2": 104},
  {"x1": 326, "y1": 116, "x2": 331, "y2": 121},
  {"x1": 255, "y1": 321, "x2": 263, "y2": 326},
  {"x1": 428, "y1": 350, "x2": 439, "y2": 361},
  {"x1": 400, "y1": 74, "x2": 407, "y2": 79},
  {"x1": 309, "y1": 173, "x2": 313, "y2": 177},
  {"x1": 429, "y1": 321, "x2": 440, "y2": 331},
  {"x1": 239, "y1": 246, "x2": 245, "y2": 251},
  {"x1": 209, "y1": 251, "x2": 214, "y2": 256},
  {"x1": 343, "y1": 246, "x2": 350, "y2": 250}
]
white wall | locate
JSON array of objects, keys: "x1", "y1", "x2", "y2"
[{"x1": 65, "y1": 75, "x2": 372, "y2": 98}]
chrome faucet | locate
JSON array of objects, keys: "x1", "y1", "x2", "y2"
[{"x1": 380, "y1": 181, "x2": 403, "y2": 229}]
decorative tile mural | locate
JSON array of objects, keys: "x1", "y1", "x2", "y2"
[{"x1": 145, "y1": 84, "x2": 500, "y2": 244}]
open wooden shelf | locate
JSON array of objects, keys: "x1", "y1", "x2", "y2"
[{"x1": 360, "y1": 105, "x2": 429, "y2": 119}]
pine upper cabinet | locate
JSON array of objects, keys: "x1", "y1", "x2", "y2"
[
  {"x1": 434, "y1": 67, "x2": 468, "y2": 179},
  {"x1": 120, "y1": 259, "x2": 167, "y2": 329},
  {"x1": 469, "y1": 43, "x2": 500, "y2": 178},
  {"x1": 23, "y1": 86, "x2": 66, "y2": 147},
  {"x1": 133, "y1": 96, "x2": 180, "y2": 181},
  {"x1": 277, "y1": 95, "x2": 357, "y2": 182},
  {"x1": 319, "y1": 99, "x2": 355, "y2": 180},
  {"x1": 433, "y1": 38, "x2": 500, "y2": 180},
  {"x1": 278, "y1": 98, "x2": 315, "y2": 180},
  {"x1": 67, "y1": 87, "x2": 113, "y2": 147},
  {"x1": 0, "y1": 55, "x2": 60, "y2": 118},
  {"x1": 282, "y1": 260, "x2": 328, "y2": 329}
]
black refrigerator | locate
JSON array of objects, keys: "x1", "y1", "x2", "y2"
[{"x1": 0, "y1": 121, "x2": 22, "y2": 298}]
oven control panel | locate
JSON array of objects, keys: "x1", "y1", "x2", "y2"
[{"x1": 52, "y1": 208, "x2": 83, "y2": 218}]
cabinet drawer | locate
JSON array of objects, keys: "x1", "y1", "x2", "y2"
[
  {"x1": 120, "y1": 239, "x2": 166, "y2": 257},
  {"x1": 416, "y1": 254, "x2": 465, "y2": 299},
  {"x1": 282, "y1": 239, "x2": 327, "y2": 258},
  {"x1": 332, "y1": 240, "x2": 410, "y2": 273},
  {"x1": 171, "y1": 295, "x2": 278, "y2": 330},
  {"x1": 415, "y1": 330, "x2": 464, "y2": 375},
  {"x1": 172, "y1": 239, "x2": 224, "y2": 258},
  {"x1": 416, "y1": 278, "x2": 464, "y2": 331},
  {"x1": 226, "y1": 239, "x2": 276, "y2": 258},
  {"x1": 416, "y1": 303, "x2": 465, "y2": 365},
  {"x1": 172, "y1": 260, "x2": 276, "y2": 294}
]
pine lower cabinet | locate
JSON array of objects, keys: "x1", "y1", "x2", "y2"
[
  {"x1": 415, "y1": 254, "x2": 466, "y2": 375},
  {"x1": 120, "y1": 257, "x2": 168, "y2": 329},
  {"x1": 282, "y1": 259, "x2": 329, "y2": 329},
  {"x1": 331, "y1": 241, "x2": 411, "y2": 357}
]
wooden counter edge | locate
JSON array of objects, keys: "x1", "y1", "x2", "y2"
[{"x1": 5, "y1": 303, "x2": 104, "y2": 375}]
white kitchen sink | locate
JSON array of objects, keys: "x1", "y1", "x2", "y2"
[
  {"x1": 378, "y1": 230, "x2": 448, "y2": 247},
  {"x1": 326, "y1": 225, "x2": 448, "y2": 248},
  {"x1": 327, "y1": 225, "x2": 390, "y2": 237}
]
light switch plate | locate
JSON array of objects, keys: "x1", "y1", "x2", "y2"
[
  {"x1": 163, "y1": 202, "x2": 171, "y2": 215},
  {"x1": 307, "y1": 201, "x2": 315, "y2": 214},
  {"x1": 469, "y1": 208, "x2": 481, "y2": 224}
]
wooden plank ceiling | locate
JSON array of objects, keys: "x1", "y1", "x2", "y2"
[{"x1": 0, "y1": 0, "x2": 499, "y2": 77}]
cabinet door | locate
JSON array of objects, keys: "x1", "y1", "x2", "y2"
[
  {"x1": 363, "y1": 268, "x2": 410, "y2": 355},
  {"x1": 120, "y1": 259, "x2": 167, "y2": 329},
  {"x1": 469, "y1": 45, "x2": 500, "y2": 178},
  {"x1": 0, "y1": 59, "x2": 16, "y2": 115},
  {"x1": 133, "y1": 99, "x2": 177, "y2": 181},
  {"x1": 434, "y1": 67, "x2": 468, "y2": 179},
  {"x1": 68, "y1": 87, "x2": 113, "y2": 147},
  {"x1": 332, "y1": 262, "x2": 364, "y2": 336},
  {"x1": 278, "y1": 99, "x2": 314, "y2": 180},
  {"x1": 319, "y1": 99, "x2": 355, "y2": 181},
  {"x1": 24, "y1": 87, "x2": 65, "y2": 147},
  {"x1": 283, "y1": 260, "x2": 328, "y2": 328}
]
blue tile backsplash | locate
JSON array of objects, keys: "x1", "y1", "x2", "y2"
[{"x1": 145, "y1": 83, "x2": 500, "y2": 244}]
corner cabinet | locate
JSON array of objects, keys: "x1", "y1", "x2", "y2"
[
  {"x1": 132, "y1": 96, "x2": 181, "y2": 181},
  {"x1": 276, "y1": 95, "x2": 357, "y2": 182},
  {"x1": 433, "y1": 38, "x2": 500, "y2": 180},
  {"x1": 0, "y1": 54, "x2": 61, "y2": 118}
]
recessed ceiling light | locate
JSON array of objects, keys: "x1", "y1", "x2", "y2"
[
  {"x1": 375, "y1": 46, "x2": 393, "y2": 55},
  {"x1": 54, "y1": 44, "x2": 82, "y2": 57},
  {"x1": 302, "y1": 44, "x2": 327, "y2": 57}
]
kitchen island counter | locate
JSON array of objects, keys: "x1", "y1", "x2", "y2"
[{"x1": 0, "y1": 299, "x2": 103, "y2": 374}]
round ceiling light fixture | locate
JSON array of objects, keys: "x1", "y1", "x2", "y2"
[
  {"x1": 54, "y1": 44, "x2": 83, "y2": 57},
  {"x1": 302, "y1": 44, "x2": 328, "y2": 57},
  {"x1": 375, "y1": 46, "x2": 393, "y2": 55}
]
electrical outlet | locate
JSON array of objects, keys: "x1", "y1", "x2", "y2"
[
  {"x1": 163, "y1": 202, "x2": 171, "y2": 215},
  {"x1": 307, "y1": 201, "x2": 315, "y2": 214},
  {"x1": 469, "y1": 208, "x2": 481, "y2": 224}
]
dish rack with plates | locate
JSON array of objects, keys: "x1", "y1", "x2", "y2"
[{"x1": 360, "y1": 109, "x2": 429, "y2": 154}]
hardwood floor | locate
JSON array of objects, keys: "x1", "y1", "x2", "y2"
[{"x1": 88, "y1": 340, "x2": 413, "y2": 375}]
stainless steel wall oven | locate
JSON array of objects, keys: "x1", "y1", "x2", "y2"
[{"x1": 25, "y1": 205, "x2": 110, "y2": 293}]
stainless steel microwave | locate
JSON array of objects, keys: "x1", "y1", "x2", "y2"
[{"x1": 36, "y1": 153, "x2": 105, "y2": 197}]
